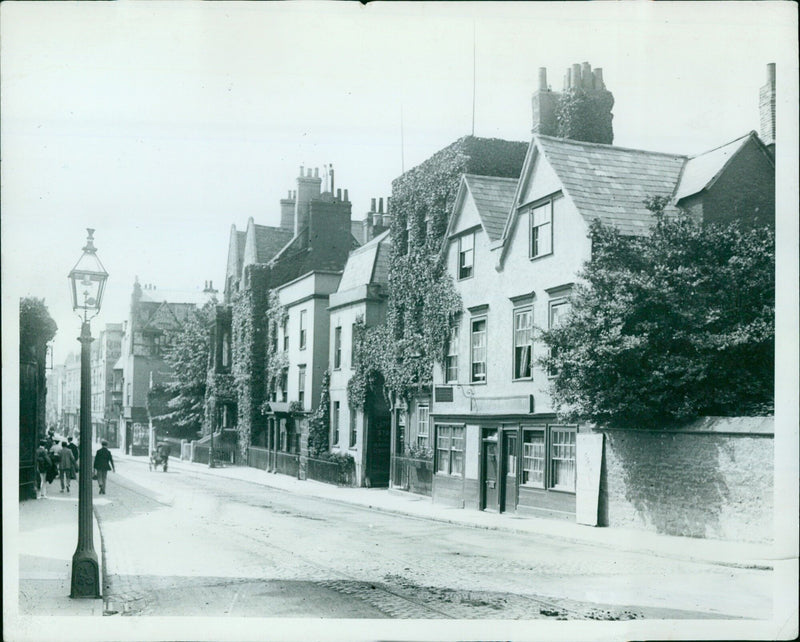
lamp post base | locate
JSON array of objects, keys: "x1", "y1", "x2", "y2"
[{"x1": 70, "y1": 550, "x2": 100, "y2": 598}]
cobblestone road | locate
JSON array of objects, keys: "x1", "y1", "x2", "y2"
[{"x1": 94, "y1": 459, "x2": 770, "y2": 620}]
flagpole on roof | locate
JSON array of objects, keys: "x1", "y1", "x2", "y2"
[
  {"x1": 472, "y1": 20, "x2": 476, "y2": 137},
  {"x1": 400, "y1": 103, "x2": 405, "y2": 174}
]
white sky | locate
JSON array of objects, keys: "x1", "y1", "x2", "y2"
[{"x1": 1, "y1": 1, "x2": 796, "y2": 363}]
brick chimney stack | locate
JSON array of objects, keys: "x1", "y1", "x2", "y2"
[
  {"x1": 759, "y1": 63, "x2": 776, "y2": 150},
  {"x1": 532, "y1": 62, "x2": 614, "y2": 144},
  {"x1": 295, "y1": 166, "x2": 322, "y2": 235},
  {"x1": 280, "y1": 190, "x2": 296, "y2": 232}
]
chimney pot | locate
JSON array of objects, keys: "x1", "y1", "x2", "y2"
[
  {"x1": 538, "y1": 67, "x2": 547, "y2": 91},
  {"x1": 337, "y1": 188, "x2": 342, "y2": 200},
  {"x1": 581, "y1": 62, "x2": 593, "y2": 89},
  {"x1": 300, "y1": 165, "x2": 304, "y2": 177},
  {"x1": 344, "y1": 189, "x2": 349, "y2": 202},
  {"x1": 767, "y1": 62, "x2": 776, "y2": 86},
  {"x1": 379, "y1": 197, "x2": 384, "y2": 213},
  {"x1": 314, "y1": 167, "x2": 319, "y2": 178},
  {"x1": 571, "y1": 63, "x2": 581, "y2": 89},
  {"x1": 594, "y1": 67, "x2": 604, "y2": 89},
  {"x1": 371, "y1": 198, "x2": 377, "y2": 212}
]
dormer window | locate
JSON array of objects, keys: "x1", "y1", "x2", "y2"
[{"x1": 458, "y1": 232, "x2": 474, "y2": 280}]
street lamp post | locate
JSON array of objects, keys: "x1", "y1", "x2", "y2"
[{"x1": 68, "y1": 228, "x2": 108, "y2": 599}]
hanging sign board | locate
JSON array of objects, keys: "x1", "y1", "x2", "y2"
[{"x1": 575, "y1": 432, "x2": 604, "y2": 526}]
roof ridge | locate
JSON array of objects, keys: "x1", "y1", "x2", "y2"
[
  {"x1": 535, "y1": 134, "x2": 687, "y2": 160},
  {"x1": 686, "y1": 130, "x2": 755, "y2": 159},
  {"x1": 253, "y1": 223, "x2": 290, "y2": 233},
  {"x1": 463, "y1": 173, "x2": 519, "y2": 183},
  {"x1": 350, "y1": 229, "x2": 391, "y2": 254}
]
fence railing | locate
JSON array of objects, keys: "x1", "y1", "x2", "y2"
[
  {"x1": 306, "y1": 456, "x2": 356, "y2": 487},
  {"x1": 275, "y1": 451, "x2": 300, "y2": 477},
  {"x1": 392, "y1": 456, "x2": 433, "y2": 496},
  {"x1": 247, "y1": 446, "x2": 269, "y2": 470},
  {"x1": 193, "y1": 444, "x2": 236, "y2": 466}
]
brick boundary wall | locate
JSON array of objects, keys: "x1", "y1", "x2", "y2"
[{"x1": 596, "y1": 417, "x2": 774, "y2": 543}]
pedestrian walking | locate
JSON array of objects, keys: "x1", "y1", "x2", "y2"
[
  {"x1": 93, "y1": 440, "x2": 115, "y2": 495},
  {"x1": 58, "y1": 441, "x2": 78, "y2": 493},
  {"x1": 46, "y1": 439, "x2": 60, "y2": 487},
  {"x1": 35, "y1": 440, "x2": 51, "y2": 499},
  {"x1": 67, "y1": 437, "x2": 80, "y2": 469}
]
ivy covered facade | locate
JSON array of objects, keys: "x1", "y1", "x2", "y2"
[{"x1": 206, "y1": 167, "x2": 361, "y2": 478}]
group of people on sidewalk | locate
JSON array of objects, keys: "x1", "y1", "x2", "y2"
[{"x1": 35, "y1": 430, "x2": 115, "y2": 498}]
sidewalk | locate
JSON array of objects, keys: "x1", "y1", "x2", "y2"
[
  {"x1": 115, "y1": 448, "x2": 775, "y2": 570},
  {"x1": 18, "y1": 489, "x2": 105, "y2": 616}
]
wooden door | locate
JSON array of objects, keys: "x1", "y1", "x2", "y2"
[
  {"x1": 502, "y1": 431, "x2": 518, "y2": 513},
  {"x1": 482, "y1": 439, "x2": 500, "y2": 511}
]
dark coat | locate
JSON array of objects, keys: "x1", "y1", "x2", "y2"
[
  {"x1": 59, "y1": 448, "x2": 77, "y2": 472},
  {"x1": 93, "y1": 446, "x2": 114, "y2": 472},
  {"x1": 67, "y1": 442, "x2": 79, "y2": 465},
  {"x1": 36, "y1": 446, "x2": 51, "y2": 474}
]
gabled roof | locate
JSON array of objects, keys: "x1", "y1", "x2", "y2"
[
  {"x1": 533, "y1": 134, "x2": 686, "y2": 236},
  {"x1": 225, "y1": 226, "x2": 247, "y2": 284},
  {"x1": 462, "y1": 175, "x2": 518, "y2": 242},
  {"x1": 337, "y1": 229, "x2": 392, "y2": 292},
  {"x1": 253, "y1": 223, "x2": 294, "y2": 263},
  {"x1": 674, "y1": 131, "x2": 771, "y2": 201}
]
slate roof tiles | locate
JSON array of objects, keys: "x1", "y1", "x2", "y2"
[
  {"x1": 463, "y1": 175, "x2": 518, "y2": 242},
  {"x1": 253, "y1": 224, "x2": 294, "y2": 263},
  {"x1": 535, "y1": 135, "x2": 686, "y2": 236}
]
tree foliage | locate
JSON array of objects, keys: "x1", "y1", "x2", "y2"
[
  {"x1": 556, "y1": 86, "x2": 615, "y2": 145},
  {"x1": 306, "y1": 370, "x2": 331, "y2": 457},
  {"x1": 149, "y1": 300, "x2": 215, "y2": 439},
  {"x1": 20, "y1": 297, "x2": 57, "y2": 359},
  {"x1": 540, "y1": 205, "x2": 774, "y2": 427}
]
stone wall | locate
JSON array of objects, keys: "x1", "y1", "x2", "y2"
[{"x1": 598, "y1": 417, "x2": 774, "y2": 543}]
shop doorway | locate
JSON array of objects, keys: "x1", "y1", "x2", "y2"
[{"x1": 481, "y1": 430, "x2": 500, "y2": 511}]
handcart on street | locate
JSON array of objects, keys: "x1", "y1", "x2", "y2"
[{"x1": 149, "y1": 442, "x2": 171, "y2": 472}]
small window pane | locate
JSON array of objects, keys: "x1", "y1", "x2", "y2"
[
  {"x1": 522, "y1": 430, "x2": 545, "y2": 487},
  {"x1": 436, "y1": 425, "x2": 451, "y2": 473},
  {"x1": 459, "y1": 233, "x2": 474, "y2": 279},
  {"x1": 513, "y1": 309, "x2": 532, "y2": 379},
  {"x1": 417, "y1": 405, "x2": 429, "y2": 449},
  {"x1": 531, "y1": 202, "x2": 553, "y2": 258},
  {"x1": 445, "y1": 325, "x2": 459, "y2": 383},
  {"x1": 471, "y1": 318, "x2": 487, "y2": 383},
  {"x1": 451, "y1": 427, "x2": 465, "y2": 476},
  {"x1": 550, "y1": 428, "x2": 576, "y2": 491}
]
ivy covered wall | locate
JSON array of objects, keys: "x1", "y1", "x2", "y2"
[
  {"x1": 350, "y1": 136, "x2": 528, "y2": 404},
  {"x1": 231, "y1": 263, "x2": 272, "y2": 458}
]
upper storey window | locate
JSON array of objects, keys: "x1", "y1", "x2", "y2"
[
  {"x1": 529, "y1": 200, "x2": 553, "y2": 259},
  {"x1": 458, "y1": 232, "x2": 474, "y2": 280}
]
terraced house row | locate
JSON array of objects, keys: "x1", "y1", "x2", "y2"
[{"x1": 199, "y1": 62, "x2": 776, "y2": 542}]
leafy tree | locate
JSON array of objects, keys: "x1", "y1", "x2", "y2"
[
  {"x1": 149, "y1": 301, "x2": 215, "y2": 439},
  {"x1": 540, "y1": 204, "x2": 774, "y2": 428},
  {"x1": 20, "y1": 297, "x2": 57, "y2": 359},
  {"x1": 306, "y1": 370, "x2": 331, "y2": 457}
]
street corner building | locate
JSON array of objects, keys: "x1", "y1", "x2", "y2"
[{"x1": 393, "y1": 62, "x2": 775, "y2": 543}]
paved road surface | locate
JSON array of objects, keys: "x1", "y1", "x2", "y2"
[{"x1": 94, "y1": 459, "x2": 771, "y2": 619}]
